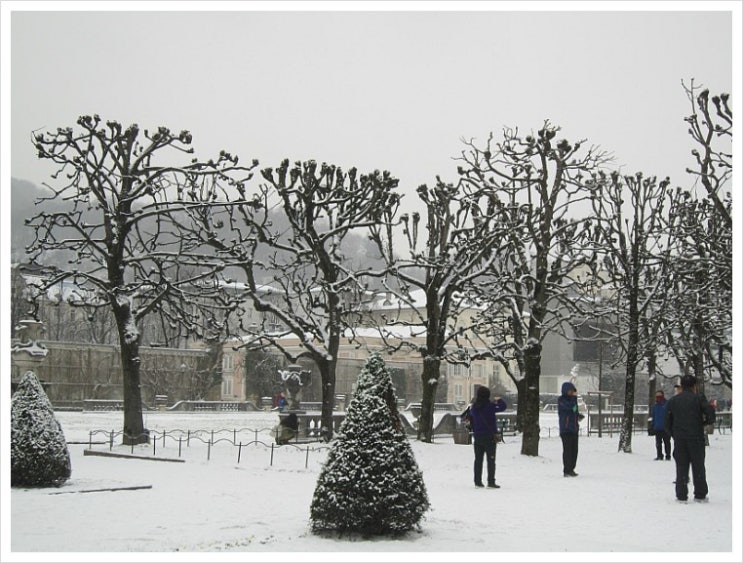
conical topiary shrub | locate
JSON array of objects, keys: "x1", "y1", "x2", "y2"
[
  {"x1": 310, "y1": 352, "x2": 429, "y2": 536},
  {"x1": 11, "y1": 371, "x2": 71, "y2": 487}
]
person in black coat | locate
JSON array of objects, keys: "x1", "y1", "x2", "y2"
[
  {"x1": 664, "y1": 374, "x2": 716, "y2": 502},
  {"x1": 558, "y1": 381, "x2": 585, "y2": 477}
]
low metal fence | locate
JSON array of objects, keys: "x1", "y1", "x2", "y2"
[{"x1": 81, "y1": 426, "x2": 332, "y2": 468}]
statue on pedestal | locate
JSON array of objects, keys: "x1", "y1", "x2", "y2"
[
  {"x1": 11, "y1": 319, "x2": 49, "y2": 392},
  {"x1": 278, "y1": 365, "x2": 311, "y2": 411}
]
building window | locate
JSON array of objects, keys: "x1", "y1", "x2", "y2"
[
  {"x1": 222, "y1": 354, "x2": 233, "y2": 372},
  {"x1": 222, "y1": 377, "x2": 233, "y2": 397}
]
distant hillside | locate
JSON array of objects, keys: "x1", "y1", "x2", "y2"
[
  {"x1": 10, "y1": 177, "x2": 387, "y2": 282},
  {"x1": 10, "y1": 178, "x2": 56, "y2": 262}
]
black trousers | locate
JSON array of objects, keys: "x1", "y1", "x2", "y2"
[
  {"x1": 674, "y1": 438, "x2": 708, "y2": 500},
  {"x1": 560, "y1": 433, "x2": 579, "y2": 474},
  {"x1": 655, "y1": 431, "x2": 672, "y2": 458},
  {"x1": 473, "y1": 434, "x2": 496, "y2": 485}
]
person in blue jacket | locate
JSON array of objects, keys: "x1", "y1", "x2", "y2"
[
  {"x1": 558, "y1": 381, "x2": 584, "y2": 477},
  {"x1": 650, "y1": 389, "x2": 672, "y2": 460},
  {"x1": 468, "y1": 385, "x2": 507, "y2": 488}
]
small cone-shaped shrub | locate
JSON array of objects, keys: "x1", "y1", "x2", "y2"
[
  {"x1": 310, "y1": 353, "x2": 429, "y2": 536},
  {"x1": 11, "y1": 371, "x2": 71, "y2": 487}
]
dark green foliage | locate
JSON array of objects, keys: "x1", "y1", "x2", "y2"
[
  {"x1": 310, "y1": 353, "x2": 429, "y2": 536},
  {"x1": 11, "y1": 371, "x2": 71, "y2": 487}
]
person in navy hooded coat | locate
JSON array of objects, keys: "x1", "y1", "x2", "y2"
[
  {"x1": 558, "y1": 381, "x2": 584, "y2": 477},
  {"x1": 650, "y1": 389, "x2": 672, "y2": 460},
  {"x1": 468, "y1": 385, "x2": 507, "y2": 488}
]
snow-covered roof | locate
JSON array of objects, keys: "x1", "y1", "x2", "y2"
[
  {"x1": 217, "y1": 281, "x2": 283, "y2": 295},
  {"x1": 366, "y1": 288, "x2": 483, "y2": 311},
  {"x1": 22, "y1": 274, "x2": 95, "y2": 304},
  {"x1": 366, "y1": 289, "x2": 427, "y2": 310},
  {"x1": 346, "y1": 325, "x2": 427, "y2": 340}
]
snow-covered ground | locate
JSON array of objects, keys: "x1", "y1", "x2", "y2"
[{"x1": 5, "y1": 410, "x2": 740, "y2": 561}]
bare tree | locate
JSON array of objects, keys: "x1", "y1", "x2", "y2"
[
  {"x1": 457, "y1": 121, "x2": 611, "y2": 456},
  {"x1": 665, "y1": 188, "x2": 732, "y2": 390},
  {"x1": 184, "y1": 159, "x2": 401, "y2": 439},
  {"x1": 27, "y1": 276, "x2": 116, "y2": 344},
  {"x1": 682, "y1": 79, "x2": 732, "y2": 228},
  {"x1": 639, "y1": 264, "x2": 677, "y2": 413},
  {"x1": 243, "y1": 348, "x2": 284, "y2": 404},
  {"x1": 369, "y1": 178, "x2": 512, "y2": 442},
  {"x1": 663, "y1": 81, "x2": 733, "y2": 390},
  {"x1": 590, "y1": 171, "x2": 674, "y2": 453},
  {"x1": 139, "y1": 343, "x2": 222, "y2": 403},
  {"x1": 187, "y1": 343, "x2": 224, "y2": 401},
  {"x1": 25, "y1": 115, "x2": 255, "y2": 444},
  {"x1": 138, "y1": 355, "x2": 185, "y2": 405}
]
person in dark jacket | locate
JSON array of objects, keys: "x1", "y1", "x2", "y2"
[
  {"x1": 468, "y1": 386, "x2": 507, "y2": 488},
  {"x1": 558, "y1": 381, "x2": 585, "y2": 477},
  {"x1": 664, "y1": 374, "x2": 716, "y2": 502},
  {"x1": 650, "y1": 389, "x2": 672, "y2": 460}
]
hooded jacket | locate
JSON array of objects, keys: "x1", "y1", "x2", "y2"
[
  {"x1": 558, "y1": 382, "x2": 581, "y2": 435},
  {"x1": 651, "y1": 398, "x2": 668, "y2": 432},
  {"x1": 468, "y1": 398, "x2": 507, "y2": 436}
]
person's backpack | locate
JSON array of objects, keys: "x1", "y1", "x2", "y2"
[{"x1": 461, "y1": 407, "x2": 473, "y2": 432}]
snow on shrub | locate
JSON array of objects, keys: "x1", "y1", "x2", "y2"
[
  {"x1": 310, "y1": 352, "x2": 429, "y2": 536},
  {"x1": 11, "y1": 371, "x2": 71, "y2": 487}
]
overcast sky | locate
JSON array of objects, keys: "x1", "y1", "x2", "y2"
[
  {"x1": 1, "y1": 0, "x2": 740, "y2": 297},
  {"x1": 4, "y1": 4, "x2": 738, "y2": 204}
]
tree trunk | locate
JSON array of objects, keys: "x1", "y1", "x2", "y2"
[
  {"x1": 618, "y1": 311, "x2": 639, "y2": 453},
  {"x1": 521, "y1": 341, "x2": 541, "y2": 456},
  {"x1": 515, "y1": 378, "x2": 527, "y2": 432},
  {"x1": 318, "y1": 357, "x2": 337, "y2": 441},
  {"x1": 647, "y1": 354, "x2": 657, "y2": 412},
  {"x1": 417, "y1": 356, "x2": 440, "y2": 443},
  {"x1": 112, "y1": 299, "x2": 147, "y2": 446},
  {"x1": 120, "y1": 339, "x2": 147, "y2": 445},
  {"x1": 689, "y1": 345, "x2": 710, "y2": 447},
  {"x1": 692, "y1": 351, "x2": 705, "y2": 394}
]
